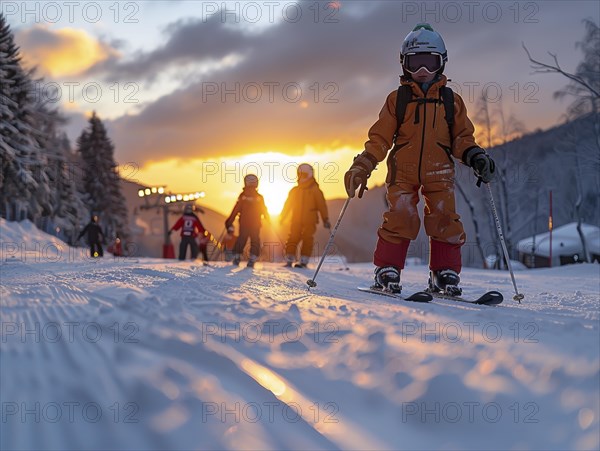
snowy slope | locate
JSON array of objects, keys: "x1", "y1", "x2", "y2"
[{"x1": 1, "y1": 219, "x2": 599, "y2": 450}]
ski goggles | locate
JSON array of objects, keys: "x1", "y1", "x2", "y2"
[{"x1": 403, "y1": 52, "x2": 443, "y2": 74}]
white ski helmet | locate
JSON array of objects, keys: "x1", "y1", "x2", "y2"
[
  {"x1": 297, "y1": 163, "x2": 314, "y2": 180},
  {"x1": 244, "y1": 174, "x2": 259, "y2": 188},
  {"x1": 400, "y1": 23, "x2": 447, "y2": 75}
]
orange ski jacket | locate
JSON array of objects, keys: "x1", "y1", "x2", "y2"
[
  {"x1": 280, "y1": 179, "x2": 329, "y2": 226},
  {"x1": 364, "y1": 74, "x2": 479, "y2": 185}
]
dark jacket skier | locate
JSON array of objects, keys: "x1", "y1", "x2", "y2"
[
  {"x1": 78, "y1": 215, "x2": 105, "y2": 258},
  {"x1": 225, "y1": 174, "x2": 269, "y2": 267}
]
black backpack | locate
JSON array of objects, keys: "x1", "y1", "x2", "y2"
[{"x1": 387, "y1": 84, "x2": 455, "y2": 184}]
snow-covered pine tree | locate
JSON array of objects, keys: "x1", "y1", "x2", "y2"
[
  {"x1": 76, "y1": 112, "x2": 129, "y2": 244},
  {"x1": 0, "y1": 14, "x2": 51, "y2": 221},
  {"x1": 37, "y1": 103, "x2": 90, "y2": 242}
]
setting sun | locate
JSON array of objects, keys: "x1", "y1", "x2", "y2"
[
  {"x1": 260, "y1": 180, "x2": 290, "y2": 216},
  {"x1": 133, "y1": 149, "x2": 365, "y2": 217}
]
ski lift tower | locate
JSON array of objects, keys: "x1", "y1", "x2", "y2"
[{"x1": 137, "y1": 186, "x2": 173, "y2": 258}]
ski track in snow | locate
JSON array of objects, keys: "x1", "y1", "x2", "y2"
[{"x1": 1, "y1": 245, "x2": 599, "y2": 449}]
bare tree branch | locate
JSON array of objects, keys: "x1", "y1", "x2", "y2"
[{"x1": 522, "y1": 43, "x2": 600, "y2": 98}]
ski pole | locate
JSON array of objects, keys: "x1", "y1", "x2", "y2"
[
  {"x1": 485, "y1": 182, "x2": 524, "y2": 303},
  {"x1": 208, "y1": 227, "x2": 225, "y2": 261},
  {"x1": 307, "y1": 197, "x2": 351, "y2": 289}
]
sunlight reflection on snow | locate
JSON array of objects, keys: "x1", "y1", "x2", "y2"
[{"x1": 240, "y1": 359, "x2": 287, "y2": 396}]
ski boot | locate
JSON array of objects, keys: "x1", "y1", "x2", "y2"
[
  {"x1": 429, "y1": 270, "x2": 462, "y2": 296},
  {"x1": 294, "y1": 256, "x2": 309, "y2": 269},
  {"x1": 372, "y1": 266, "x2": 402, "y2": 293},
  {"x1": 232, "y1": 256, "x2": 240, "y2": 267},
  {"x1": 283, "y1": 255, "x2": 294, "y2": 268},
  {"x1": 247, "y1": 255, "x2": 258, "y2": 268}
]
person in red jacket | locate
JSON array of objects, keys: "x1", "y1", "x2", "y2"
[
  {"x1": 225, "y1": 174, "x2": 269, "y2": 268},
  {"x1": 169, "y1": 204, "x2": 206, "y2": 261}
]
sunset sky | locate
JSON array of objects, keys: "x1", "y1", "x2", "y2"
[{"x1": 6, "y1": 0, "x2": 599, "y2": 215}]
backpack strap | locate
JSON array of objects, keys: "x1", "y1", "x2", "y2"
[
  {"x1": 393, "y1": 85, "x2": 413, "y2": 145},
  {"x1": 440, "y1": 86, "x2": 454, "y2": 142},
  {"x1": 388, "y1": 85, "x2": 413, "y2": 185}
]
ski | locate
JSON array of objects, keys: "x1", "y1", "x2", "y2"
[
  {"x1": 358, "y1": 287, "x2": 432, "y2": 303},
  {"x1": 427, "y1": 290, "x2": 503, "y2": 306}
]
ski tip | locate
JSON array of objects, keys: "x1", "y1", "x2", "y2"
[
  {"x1": 405, "y1": 292, "x2": 433, "y2": 303},
  {"x1": 476, "y1": 291, "x2": 504, "y2": 305}
]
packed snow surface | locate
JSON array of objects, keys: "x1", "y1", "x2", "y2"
[{"x1": 1, "y1": 219, "x2": 599, "y2": 450}]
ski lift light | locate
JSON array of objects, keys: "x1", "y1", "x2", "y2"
[
  {"x1": 138, "y1": 189, "x2": 145, "y2": 197},
  {"x1": 158, "y1": 187, "x2": 165, "y2": 194},
  {"x1": 200, "y1": 192, "x2": 206, "y2": 198},
  {"x1": 165, "y1": 197, "x2": 171, "y2": 203},
  {"x1": 176, "y1": 194, "x2": 183, "y2": 201},
  {"x1": 151, "y1": 187, "x2": 157, "y2": 193},
  {"x1": 183, "y1": 195, "x2": 189, "y2": 201},
  {"x1": 170, "y1": 195, "x2": 176, "y2": 202},
  {"x1": 144, "y1": 188, "x2": 151, "y2": 195}
]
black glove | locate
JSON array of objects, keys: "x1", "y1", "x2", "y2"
[
  {"x1": 323, "y1": 219, "x2": 331, "y2": 229},
  {"x1": 464, "y1": 147, "x2": 495, "y2": 184},
  {"x1": 344, "y1": 152, "x2": 377, "y2": 198}
]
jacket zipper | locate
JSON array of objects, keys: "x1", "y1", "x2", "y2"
[{"x1": 417, "y1": 100, "x2": 427, "y2": 184}]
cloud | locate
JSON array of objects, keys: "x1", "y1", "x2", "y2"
[
  {"x1": 49, "y1": 1, "x2": 599, "y2": 166},
  {"x1": 83, "y1": 15, "x2": 248, "y2": 84},
  {"x1": 102, "y1": 2, "x2": 407, "y2": 163},
  {"x1": 15, "y1": 26, "x2": 119, "y2": 78}
]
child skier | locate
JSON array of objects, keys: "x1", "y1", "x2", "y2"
[
  {"x1": 344, "y1": 23, "x2": 495, "y2": 295},
  {"x1": 225, "y1": 174, "x2": 269, "y2": 267},
  {"x1": 169, "y1": 204, "x2": 207, "y2": 261},
  {"x1": 108, "y1": 234, "x2": 123, "y2": 257},
  {"x1": 280, "y1": 163, "x2": 330, "y2": 268},
  {"x1": 78, "y1": 214, "x2": 105, "y2": 258}
]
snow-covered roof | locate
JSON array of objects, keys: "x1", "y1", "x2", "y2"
[{"x1": 517, "y1": 222, "x2": 600, "y2": 257}]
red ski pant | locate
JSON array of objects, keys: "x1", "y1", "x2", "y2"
[
  {"x1": 374, "y1": 181, "x2": 465, "y2": 273},
  {"x1": 285, "y1": 222, "x2": 317, "y2": 258}
]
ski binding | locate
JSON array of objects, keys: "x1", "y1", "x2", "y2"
[{"x1": 358, "y1": 286, "x2": 432, "y2": 303}]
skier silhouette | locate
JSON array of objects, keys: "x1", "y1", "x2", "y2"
[{"x1": 78, "y1": 214, "x2": 105, "y2": 258}]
